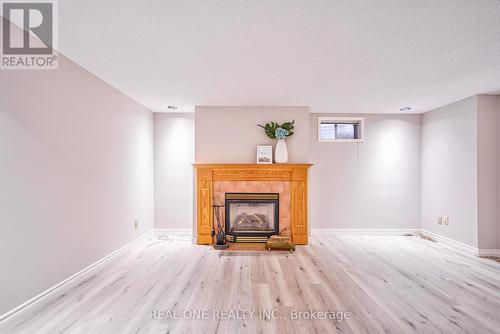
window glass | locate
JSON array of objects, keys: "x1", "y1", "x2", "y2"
[
  {"x1": 318, "y1": 118, "x2": 364, "y2": 142},
  {"x1": 319, "y1": 123, "x2": 335, "y2": 140},
  {"x1": 336, "y1": 123, "x2": 356, "y2": 139}
]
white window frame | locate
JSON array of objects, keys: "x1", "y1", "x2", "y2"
[{"x1": 317, "y1": 116, "x2": 365, "y2": 143}]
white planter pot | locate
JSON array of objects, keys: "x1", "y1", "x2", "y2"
[{"x1": 275, "y1": 139, "x2": 288, "y2": 163}]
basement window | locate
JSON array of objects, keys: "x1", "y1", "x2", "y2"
[{"x1": 318, "y1": 117, "x2": 365, "y2": 142}]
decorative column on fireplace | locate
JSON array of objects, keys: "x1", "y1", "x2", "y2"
[{"x1": 225, "y1": 193, "x2": 279, "y2": 243}]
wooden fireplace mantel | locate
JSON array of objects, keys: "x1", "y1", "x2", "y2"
[{"x1": 193, "y1": 163, "x2": 313, "y2": 245}]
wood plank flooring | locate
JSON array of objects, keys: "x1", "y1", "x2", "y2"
[{"x1": 1, "y1": 235, "x2": 499, "y2": 334}]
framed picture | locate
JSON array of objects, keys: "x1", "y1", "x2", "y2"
[{"x1": 256, "y1": 145, "x2": 273, "y2": 164}]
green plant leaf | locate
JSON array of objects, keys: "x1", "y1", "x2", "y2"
[
  {"x1": 258, "y1": 120, "x2": 295, "y2": 139},
  {"x1": 264, "y1": 122, "x2": 277, "y2": 138}
]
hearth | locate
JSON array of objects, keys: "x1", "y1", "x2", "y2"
[{"x1": 225, "y1": 193, "x2": 279, "y2": 242}]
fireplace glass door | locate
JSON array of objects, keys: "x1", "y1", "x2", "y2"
[{"x1": 225, "y1": 193, "x2": 279, "y2": 237}]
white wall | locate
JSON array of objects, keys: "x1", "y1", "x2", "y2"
[
  {"x1": 0, "y1": 55, "x2": 154, "y2": 315},
  {"x1": 154, "y1": 113, "x2": 195, "y2": 230},
  {"x1": 195, "y1": 106, "x2": 310, "y2": 163},
  {"x1": 309, "y1": 114, "x2": 422, "y2": 230},
  {"x1": 421, "y1": 97, "x2": 478, "y2": 247},
  {"x1": 476, "y1": 95, "x2": 498, "y2": 250},
  {"x1": 498, "y1": 95, "x2": 500, "y2": 249}
]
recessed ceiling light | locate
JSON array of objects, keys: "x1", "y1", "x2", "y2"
[
  {"x1": 167, "y1": 105, "x2": 178, "y2": 110},
  {"x1": 399, "y1": 107, "x2": 412, "y2": 112}
]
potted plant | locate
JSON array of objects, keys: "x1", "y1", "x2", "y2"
[{"x1": 257, "y1": 120, "x2": 295, "y2": 163}]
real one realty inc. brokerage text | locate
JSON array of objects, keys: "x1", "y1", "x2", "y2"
[{"x1": 150, "y1": 309, "x2": 352, "y2": 321}]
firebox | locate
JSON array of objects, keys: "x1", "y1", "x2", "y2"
[{"x1": 225, "y1": 193, "x2": 279, "y2": 243}]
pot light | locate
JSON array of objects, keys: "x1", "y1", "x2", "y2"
[
  {"x1": 167, "y1": 105, "x2": 178, "y2": 110},
  {"x1": 399, "y1": 107, "x2": 412, "y2": 112}
]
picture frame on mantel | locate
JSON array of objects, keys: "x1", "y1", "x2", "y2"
[{"x1": 256, "y1": 145, "x2": 273, "y2": 164}]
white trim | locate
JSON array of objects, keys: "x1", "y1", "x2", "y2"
[
  {"x1": 477, "y1": 249, "x2": 500, "y2": 258},
  {"x1": 311, "y1": 229, "x2": 500, "y2": 259},
  {"x1": 153, "y1": 229, "x2": 193, "y2": 236},
  {"x1": 419, "y1": 230, "x2": 479, "y2": 256},
  {"x1": 0, "y1": 230, "x2": 154, "y2": 324},
  {"x1": 311, "y1": 228, "x2": 418, "y2": 236}
]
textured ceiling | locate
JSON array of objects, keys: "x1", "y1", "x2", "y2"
[{"x1": 58, "y1": 0, "x2": 500, "y2": 113}]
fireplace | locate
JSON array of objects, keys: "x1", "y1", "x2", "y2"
[
  {"x1": 225, "y1": 193, "x2": 279, "y2": 242},
  {"x1": 194, "y1": 164, "x2": 311, "y2": 245}
]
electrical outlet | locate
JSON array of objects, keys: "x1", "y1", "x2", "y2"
[
  {"x1": 134, "y1": 220, "x2": 139, "y2": 229},
  {"x1": 437, "y1": 216, "x2": 449, "y2": 225}
]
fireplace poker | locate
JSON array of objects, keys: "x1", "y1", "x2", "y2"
[{"x1": 212, "y1": 204, "x2": 229, "y2": 249}]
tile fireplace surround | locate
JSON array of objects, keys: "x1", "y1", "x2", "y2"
[{"x1": 193, "y1": 163, "x2": 312, "y2": 245}]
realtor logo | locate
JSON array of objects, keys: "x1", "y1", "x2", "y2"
[{"x1": 1, "y1": 0, "x2": 58, "y2": 69}]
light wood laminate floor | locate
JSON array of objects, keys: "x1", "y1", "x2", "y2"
[{"x1": 1, "y1": 235, "x2": 499, "y2": 334}]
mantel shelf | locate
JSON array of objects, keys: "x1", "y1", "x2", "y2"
[{"x1": 193, "y1": 163, "x2": 313, "y2": 168}]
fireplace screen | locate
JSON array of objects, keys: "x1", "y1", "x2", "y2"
[{"x1": 225, "y1": 193, "x2": 279, "y2": 236}]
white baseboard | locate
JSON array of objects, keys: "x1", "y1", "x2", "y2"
[
  {"x1": 311, "y1": 228, "x2": 418, "y2": 236},
  {"x1": 477, "y1": 249, "x2": 500, "y2": 258},
  {"x1": 419, "y1": 231, "x2": 500, "y2": 258},
  {"x1": 311, "y1": 228, "x2": 500, "y2": 259},
  {"x1": 153, "y1": 229, "x2": 193, "y2": 236},
  {"x1": 0, "y1": 230, "x2": 154, "y2": 324},
  {"x1": 418, "y1": 230, "x2": 479, "y2": 256}
]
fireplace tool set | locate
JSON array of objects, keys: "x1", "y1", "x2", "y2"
[{"x1": 211, "y1": 204, "x2": 229, "y2": 250}]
